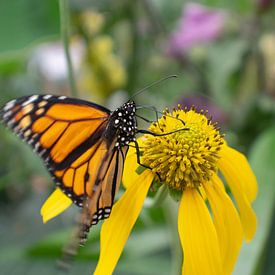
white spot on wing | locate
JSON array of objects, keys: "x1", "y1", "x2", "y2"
[
  {"x1": 39, "y1": 149, "x2": 47, "y2": 156},
  {"x1": 28, "y1": 139, "x2": 34, "y2": 145},
  {"x1": 43, "y1": 95, "x2": 52, "y2": 100},
  {"x1": 3, "y1": 111, "x2": 12, "y2": 119},
  {"x1": 24, "y1": 129, "x2": 32, "y2": 137},
  {"x1": 4, "y1": 100, "x2": 16, "y2": 111},
  {"x1": 22, "y1": 95, "x2": 38, "y2": 106},
  {"x1": 34, "y1": 142, "x2": 40, "y2": 150}
]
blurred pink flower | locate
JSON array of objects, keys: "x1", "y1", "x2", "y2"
[
  {"x1": 168, "y1": 3, "x2": 226, "y2": 56},
  {"x1": 256, "y1": 0, "x2": 275, "y2": 12}
]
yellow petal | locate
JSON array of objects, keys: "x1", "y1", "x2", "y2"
[
  {"x1": 40, "y1": 188, "x2": 72, "y2": 223},
  {"x1": 203, "y1": 175, "x2": 243, "y2": 274},
  {"x1": 219, "y1": 145, "x2": 258, "y2": 202},
  {"x1": 94, "y1": 170, "x2": 154, "y2": 275},
  {"x1": 122, "y1": 142, "x2": 140, "y2": 189},
  {"x1": 178, "y1": 188, "x2": 223, "y2": 275},
  {"x1": 218, "y1": 153, "x2": 257, "y2": 241}
]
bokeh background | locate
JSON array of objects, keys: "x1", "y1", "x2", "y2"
[{"x1": 0, "y1": 0, "x2": 275, "y2": 274}]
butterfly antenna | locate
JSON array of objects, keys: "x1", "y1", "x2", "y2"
[{"x1": 129, "y1": 75, "x2": 178, "y2": 100}]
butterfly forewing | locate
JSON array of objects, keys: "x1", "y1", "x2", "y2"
[{"x1": 1, "y1": 95, "x2": 110, "y2": 202}]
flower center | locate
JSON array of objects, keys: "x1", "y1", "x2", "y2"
[{"x1": 141, "y1": 106, "x2": 224, "y2": 191}]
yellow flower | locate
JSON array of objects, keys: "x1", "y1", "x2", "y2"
[
  {"x1": 40, "y1": 106, "x2": 257, "y2": 275},
  {"x1": 78, "y1": 36, "x2": 127, "y2": 99},
  {"x1": 95, "y1": 106, "x2": 257, "y2": 275},
  {"x1": 80, "y1": 10, "x2": 105, "y2": 35},
  {"x1": 77, "y1": 10, "x2": 127, "y2": 99}
]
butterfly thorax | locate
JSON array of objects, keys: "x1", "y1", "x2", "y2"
[{"x1": 107, "y1": 101, "x2": 137, "y2": 147}]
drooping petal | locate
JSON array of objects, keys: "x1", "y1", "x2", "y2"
[
  {"x1": 178, "y1": 188, "x2": 223, "y2": 275},
  {"x1": 94, "y1": 170, "x2": 154, "y2": 275},
  {"x1": 40, "y1": 188, "x2": 72, "y2": 223},
  {"x1": 122, "y1": 137, "x2": 146, "y2": 189},
  {"x1": 219, "y1": 145, "x2": 258, "y2": 202},
  {"x1": 203, "y1": 174, "x2": 243, "y2": 274},
  {"x1": 218, "y1": 151, "x2": 257, "y2": 241},
  {"x1": 122, "y1": 142, "x2": 140, "y2": 189}
]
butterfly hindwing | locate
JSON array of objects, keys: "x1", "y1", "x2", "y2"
[
  {"x1": 89, "y1": 146, "x2": 128, "y2": 223},
  {"x1": 78, "y1": 145, "x2": 128, "y2": 243}
]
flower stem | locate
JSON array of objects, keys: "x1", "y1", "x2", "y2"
[
  {"x1": 163, "y1": 197, "x2": 182, "y2": 275},
  {"x1": 144, "y1": 185, "x2": 168, "y2": 208},
  {"x1": 125, "y1": 2, "x2": 141, "y2": 94},
  {"x1": 59, "y1": 0, "x2": 78, "y2": 97}
]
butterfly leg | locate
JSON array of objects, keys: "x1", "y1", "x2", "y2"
[
  {"x1": 135, "y1": 114, "x2": 155, "y2": 123},
  {"x1": 136, "y1": 105, "x2": 159, "y2": 119},
  {"x1": 136, "y1": 105, "x2": 160, "y2": 128},
  {"x1": 133, "y1": 140, "x2": 151, "y2": 170},
  {"x1": 133, "y1": 140, "x2": 161, "y2": 180},
  {"x1": 134, "y1": 141, "x2": 162, "y2": 180}
]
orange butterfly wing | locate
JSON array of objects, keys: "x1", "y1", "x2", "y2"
[
  {"x1": 2, "y1": 95, "x2": 137, "y2": 240},
  {"x1": 1, "y1": 95, "x2": 111, "y2": 204}
]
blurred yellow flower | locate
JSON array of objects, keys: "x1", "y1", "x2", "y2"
[
  {"x1": 80, "y1": 10, "x2": 105, "y2": 35},
  {"x1": 259, "y1": 33, "x2": 275, "y2": 94},
  {"x1": 77, "y1": 10, "x2": 127, "y2": 100},
  {"x1": 79, "y1": 35, "x2": 127, "y2": 99},
  {"x1": 95, "y1": 106, "x2": 257, "y2": 275}
]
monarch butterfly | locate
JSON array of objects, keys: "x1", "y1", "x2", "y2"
[{"x1": 0, "y1": 93, "x2": 186, "y2": 244}]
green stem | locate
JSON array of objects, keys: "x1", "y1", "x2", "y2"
[
  {"x1": 125, "y1": 2, "x2": 141, "y2": 94},
  {"x1": 163, "y1": 197, "x2": 182, "y2": 275},
  {"x1": 59, "y1": 0, "x2": 78, "y2": 97},
  {"x1": 140, "y1": 0, "x2": 210, "y2": 95},
  {"x1": 144, "y1": 185, "x2": 168, "y2": 208}
]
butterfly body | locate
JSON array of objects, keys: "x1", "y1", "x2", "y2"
[
  {"x1": 1, "y1": 95, "x2": 138, "y2": 231},
  {"x1": 107, "y1": 101, "x2": 137, "y2": 147}
]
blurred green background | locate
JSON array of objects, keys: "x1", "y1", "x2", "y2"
[{"x1": 1, "y1": 0, "x2": 275, "y2": 274}]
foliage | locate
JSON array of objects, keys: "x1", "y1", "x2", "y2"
[{"x1": 1, "y1": 0, "x2": 275, "y2": 274}]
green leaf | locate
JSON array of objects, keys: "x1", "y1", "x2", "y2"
[
  {"x1": 0, "y1": 0, "x2": 59, "y2": 53},
  {"x1": 207, "y1": 39, "x2": 248, "y2": 109},
  {"x1": 27, "y1": 226, "x2": 101, "y2": 260},
  {"x1": 124, "y1": 227, "x2": 170, "y2": 257},
  {"x1": 234, "y1": 127, "x2": 275, "y2": 275},
  {"x1": 202, "y1": 0, "x2": 253, "y2": 13},
  {"x1": 116, "y1": 255, "x2": 171, "y2": 275}
]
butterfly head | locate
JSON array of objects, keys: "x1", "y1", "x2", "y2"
[{"x1": 111, "y1": 101, "x2": 137, "y2": 147}]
